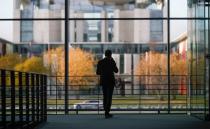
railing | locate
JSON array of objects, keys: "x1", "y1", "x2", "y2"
[
  {"x1": 0, "y1": 69, "x2": 47, "y2": 129},
  {"x1": 0, "y1": 72, "x2": 206, "y2": 119},
  {"x1": 46, "y1": 75, "x2": 206, "y2": 115}
]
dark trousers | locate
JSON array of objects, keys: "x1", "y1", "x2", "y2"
[{"x1": 102, "y1": 85, "x2": 114, "y2": 115}]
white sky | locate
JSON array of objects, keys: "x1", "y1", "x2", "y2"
[
  {"x1": 0, "y1": 0, "x2": 14, "y2": 41},
  {"x1": 0, "y1": 0, "x2": 188, "y2": 42},
  {"x1": 170, "y1": 0, "x2": 188, "y2": 41}
]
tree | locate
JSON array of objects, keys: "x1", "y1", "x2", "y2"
[
  {"x1": 0, "y1": 54, "x2": 24, "y2": 87},
  {"x1": 0, "y1": 53, "x2": 24, "y2": 70},
  {"x1": 135, "y1": 51, "x2": 187, "y2": 99},
  {"x1": 15, "y1": 56, "x2": 48, "y2": 74},
  {"x1": 44, "y1": 47, "x2": 97, "y2": 89},
  {"x1": 135, "y1": 51, "x2": 187, "y2": 76}
]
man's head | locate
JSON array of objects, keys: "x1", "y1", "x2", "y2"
[{"x1": 105, "y1": 50, "x2": 112, "y2": 58}]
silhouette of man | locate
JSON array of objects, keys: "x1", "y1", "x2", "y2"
[{"x1": 96, "y1": 50, "x2": 118, "y2": 119}]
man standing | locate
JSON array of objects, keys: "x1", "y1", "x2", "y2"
[{"x1": 96, "y1": 50, "x2": 118, "y2": 119}]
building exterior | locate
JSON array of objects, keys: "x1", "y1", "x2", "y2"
[
  {"x1": 10, "y1": 0, "x2": 169, "y2": 97},
  {"x1": 171, "y1": 32, "x2": 187, "y2": 59},
  {"x1": 0, "y1": 38, "x2": 14, "y2": 56},
  {"x1": 13, "y1": 0, "x2": 166, "y2": 75}
]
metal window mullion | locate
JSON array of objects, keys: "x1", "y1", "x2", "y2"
[
  {"x1": 36, "y1": 74, "x2": 40, "y2": 122},
  {"x1": 64, "y1": 0, "x2": 69, "y2": 115},
  {"x1": 131, "y1": 53, "x2": 134, "y2": 95},
  {"x1": 10, "y1": 71, "x2": 16, "y2": 124},
  {"x1": 208, "y1": 1, "x2": 210, "y2": 120},
  {"x1": 167, "y1": 0, "x2": 171, "y2": 114},
  {"x1": 31, "y1": 73, "x2": 35, "y2": 122},
  {"x1": 203, "y1": 3, "x2": 207, "y2": 119},
  {"x1": 25, "y1": 73, "x2": 30, "y2": 122},
  {"x1": 44, "y1": 75, "x2": 47, "y2": 121},
  {"x1": 40, "y1": 75, "x2": 44, "y2": 121},
  {"x1": 195, "y1": 5, "x2": 198, "y2": 116},
  {"x1": 18, "y1": 72, "x2": 23, "y2": 123},
  {"x1": 56, "y1": 76, "x2": 58, "y2": 114}
]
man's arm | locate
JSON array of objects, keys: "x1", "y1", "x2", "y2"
[
  {"x1": 96, "y1": 61, "x2": 101, "y2": 75},
  {"x1": 112, "y1": 59, "x2": 118, "y2": 73}
]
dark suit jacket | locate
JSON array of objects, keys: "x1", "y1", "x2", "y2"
[{"x1": 96, "y1": 57, "x2": 118, "y2": 86}]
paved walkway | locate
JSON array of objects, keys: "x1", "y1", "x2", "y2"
[{"x1": 38, "y1": 115, "x2": 210, "y2": 129}]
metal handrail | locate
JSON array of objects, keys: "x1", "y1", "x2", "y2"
[
  {"x1": 0, "y1": 69, "x2": 47, "y2": 129},
  {"x1": 45, "y1": 75, "x2": 206, "y2": 115}
]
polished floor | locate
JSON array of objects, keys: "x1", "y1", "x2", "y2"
[{"x1": 38, "y1": 115, "x2": 210, "y2": 129}]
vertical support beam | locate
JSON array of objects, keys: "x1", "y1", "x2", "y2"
[
  {"x1": 44, "y1": 75, "x2": 47, "y2": 121},
  {"x1": 204, "y1": 3, "x2": 207, "y2": 120},
  {"x1": 31, "y1": 74, "x2": 35, "y2": 122},
  {"x1": 18, "y1": 72, "x2": 23, "y2": 123},
  {"x1": 1, "y1": 70, "x2": 6, "y2": 127},
  {"x1": 10, "y1": 71, "x2": 16, "y2": 124},
  {"x1": 36, "y1": 74, "x2": 40, "y2": 122},
  {"x1": 40, "y1": 75, "x2": 44, "y2": 121},
  {"x1": 25, "y1": 73, "x2": 30, "y2": 122},
  {"x1": 208, "y1": 2, "x2": 210, "y2": 121},
  {"x1": 138, "y1": 76, "x2": 141, "y2": 113},
  {"x1": 65, "y1": 0, "x2": 69, "y2": 115},
  {"x1": 209, "y1": 2, "x2": 210, "y2": 121},
  {"x1": 97, "y1": 76, "x2": 100, "y2": 115},
  {"x1": 131, "y1": 53, "x2": 134, "y2": 95},
  {"x1": 167, "y1": 0, "x2": 171, "y2": 114},
  {"x1": 56, "y1": 76, "x2": 58, "y2": 114}
]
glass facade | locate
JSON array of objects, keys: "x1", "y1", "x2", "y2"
[
  {"x1": 0, "y1": 0, "x2": 209, "y2": 119},
  {"x1": 20, "y1": 8, "x2": 33, "y2": 42},
  {"x1": 187, "y1": 0, "x2": 210, "y2": 120}
]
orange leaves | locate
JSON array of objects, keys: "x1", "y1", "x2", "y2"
[
  {"x1": 68, "y1": 48, "x2": 96, "y2": 76},
  {"x1": 135, "y1": 51, "x2": 188, "y2": 96},
  {"x1": 44, "y1": 47, "x2": 97, "y2": 88},
  {"x1": 135, "y1": 51, "x2": 187, "y2": 76}
]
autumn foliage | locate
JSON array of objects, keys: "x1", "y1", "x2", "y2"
[
  {"x1": 15, "y1": 56, "x2": 48, "y2": 74},
  {"x1": 44, "y1": 47, "x2": 97, "y2": 88},
  {"x1": 135, "y1": 51, "x2": 187, "y2": 76},
  {"x1": 0, "y1": 53, "x2": 48, "y2": 73},
  {"x1": 0, "y1": 53, "x2": 24, "y2": 70},
  {"x1": 135, "y1": 51, "x2": 187, "y2": 97}
]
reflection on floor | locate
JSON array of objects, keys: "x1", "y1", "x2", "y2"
[{"x1": 38, "y1": 115, "x2": 210, "y2": 129}]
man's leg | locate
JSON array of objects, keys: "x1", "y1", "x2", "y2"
[
  {"x1": 107, "y1": 86, "x2": 114, "y2": 115},
  {"x1": 102, "y1": 86, "x2": 109, "y2": 115}
]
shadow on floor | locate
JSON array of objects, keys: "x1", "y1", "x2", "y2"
[{"x1": 38, "y1": 115, "x2": 210, "y2": 129}]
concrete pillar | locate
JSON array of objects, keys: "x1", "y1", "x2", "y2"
[
  {"x1": 69, "y1": 10, "x2": 75, "y2": 43},
  {"x1": 113, "y1": 9, "x2": 120, "y2": 42},
  {"x1": 13, "y1": 18, "x2": 21, "y2": 43},
  {"x1": 61, "y1": 10, "x2": 65, "y2": 43},
  {"x1": 101, "y1": 10, "x2": 108, "y2": 42},
  {"x1": 76, "y1": 13, "x2": 84, "y2": 42},
  {"x1": 134, "y1": 9, "x2": 150, "y2": 43},
  {"x1": 124, "y1": 54, "x2": 132, "y2": 75},
  {"x1": 33, "y1": 10, "x2": 49, "y2": 43}
]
